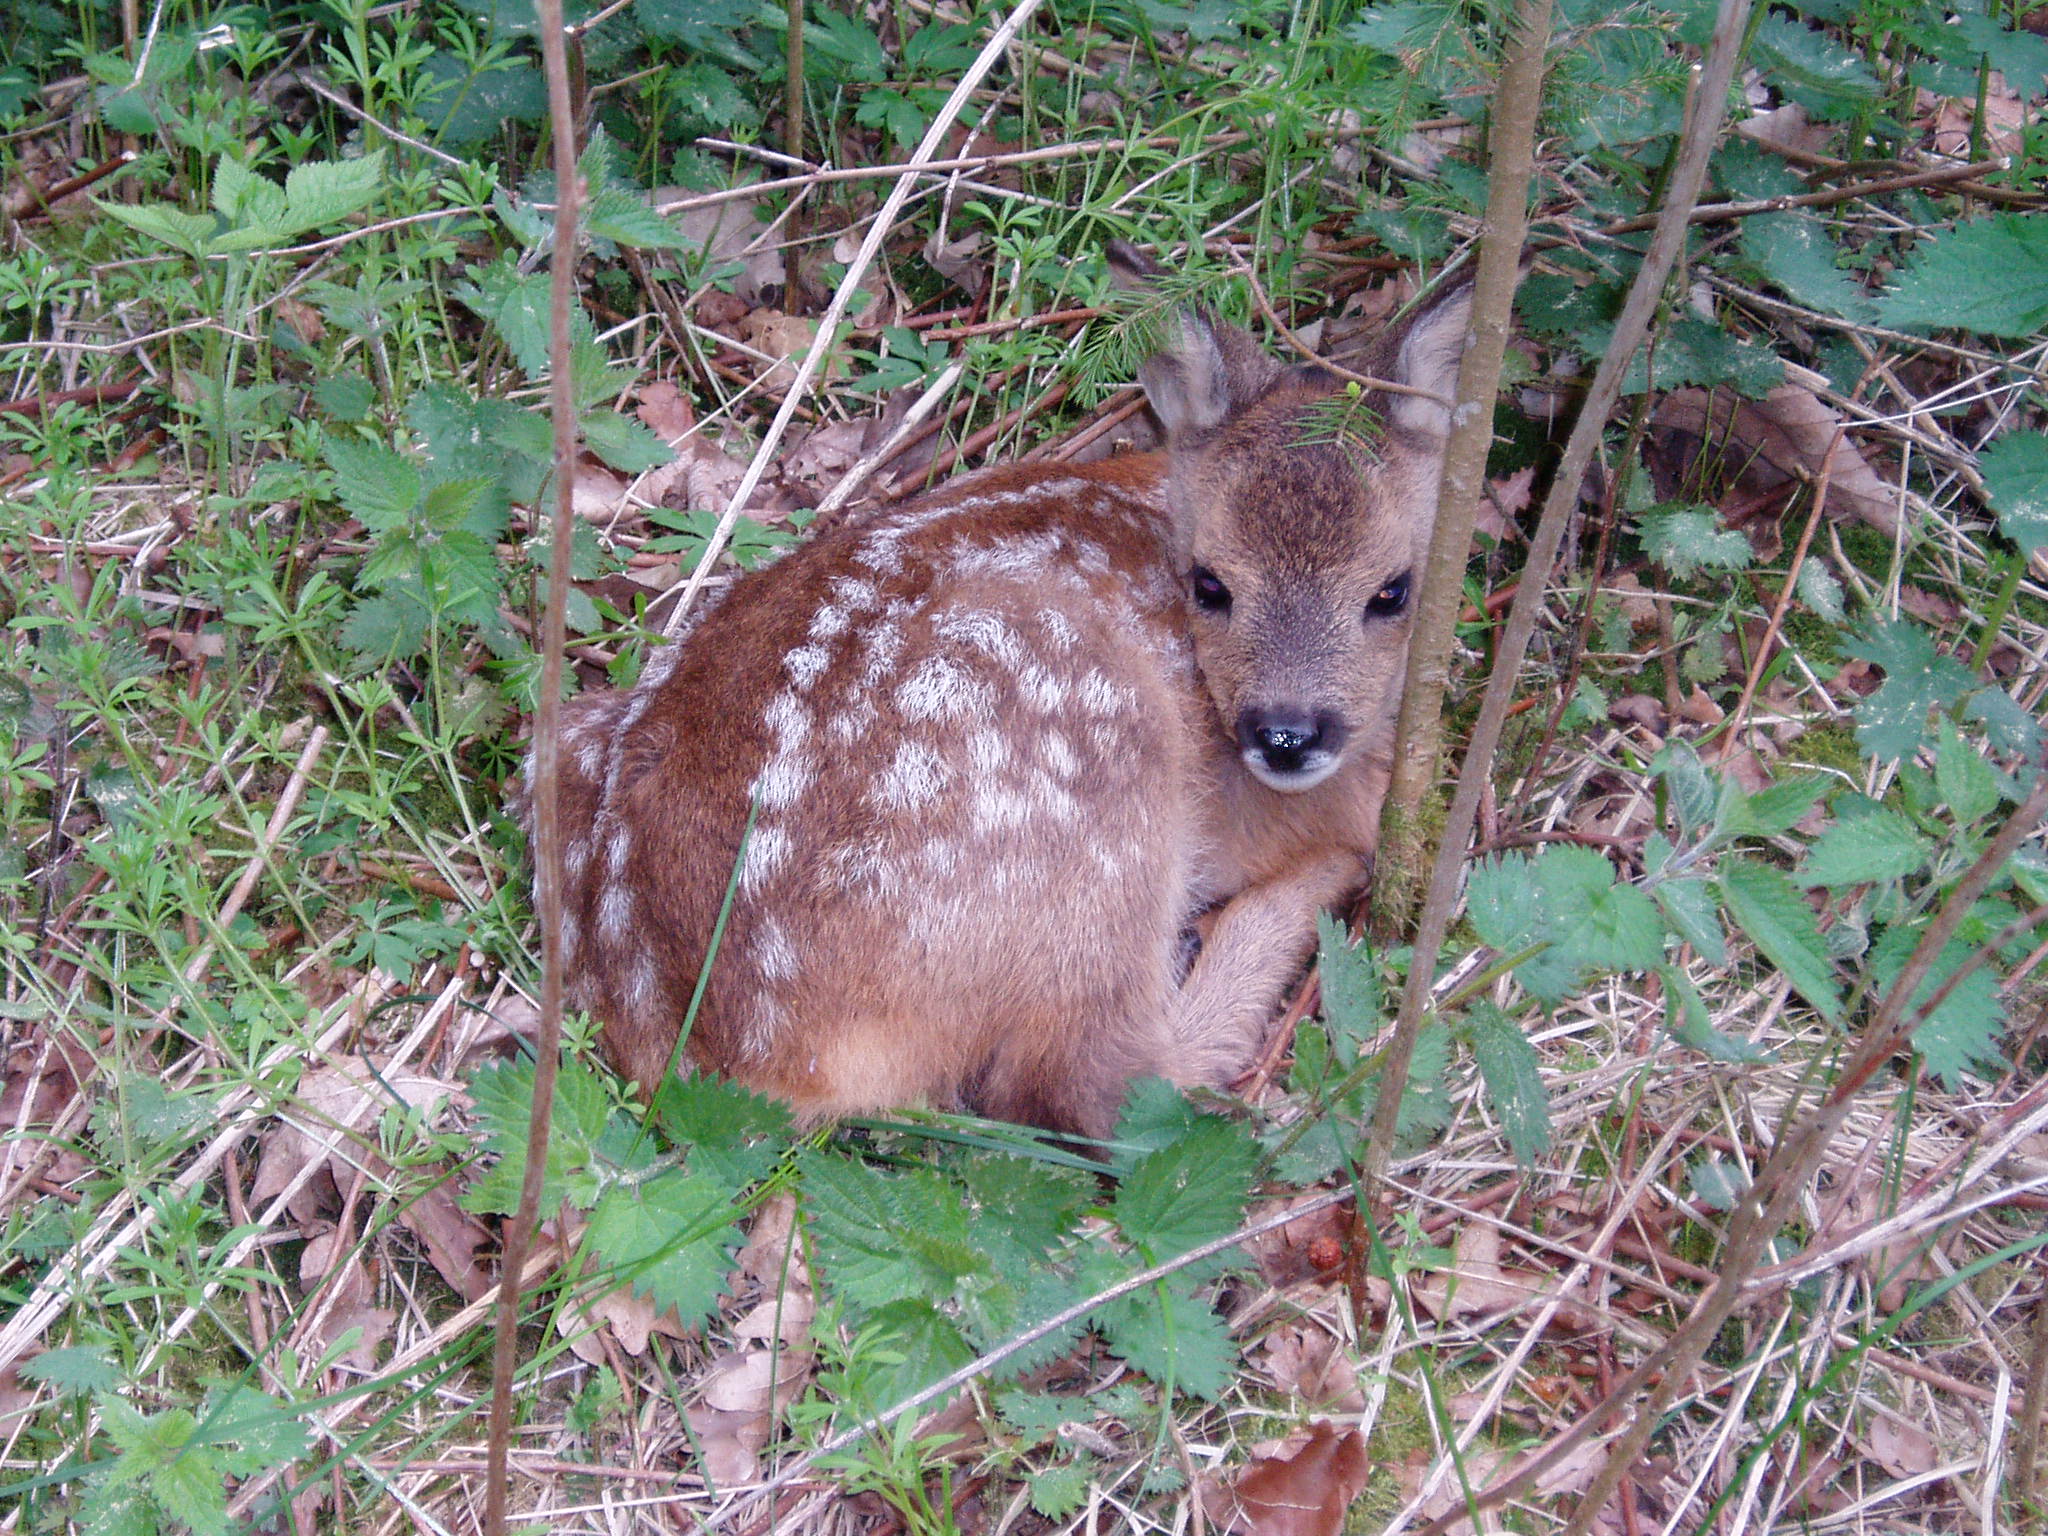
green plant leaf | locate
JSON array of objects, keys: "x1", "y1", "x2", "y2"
[
  {"x1": 1740, "y1": 212, "x2": 1876, "y2": 323},
  {"x1": 1315, "y1": 909, "x2": 1380, "y2": 1056},
  {"x1": 1843, "y1": 618, "x2": 1976, "y2": 762},
  {"x1": 324, "y1": 438, "x2": 421, "y2": 531},
  {"x1": 1878, "y1": 214, "x2": 2048, "y2": 337},
  {"x1": 1640, "y1": 505, "x2": 1754, "y2": 579},
  {"x1": 584, "y1": 1170, "x2": 742, "y2": 1323},
  {"x1": 1735, "y1": 775, "x2": 1829, "y2": 839},
  {"x1": 1979, "y1": 431, "x2": 2048, "y2": 557},
  {"x1": 1752, "y1": 13, "x2": 1881, "y2": 117},
  {"x1": 1934, "y1": 717, "x2": 2002, "y2": 824},
  {"x1": 1871, "y1": 924, "x2": 2007, "y2": 1084},
  {"x1": 799, "y1": 1153, "x2": 985, "y2": 1311},
  {"x1": 1654, "y1": 877, "x2": 1727, "y2": 965},
  {"x1": 1112, "y1": 1116, "x2": 1257, "y2": 1263},
  {"x1": 1716, "y1": 858, "x2": 1842, "y2": 1021},
  {"x1": 1087, "y1": 1259, "x2": 1237, "y2": 1400},
  {"x1": 1654, "y1": 739, "x2": 1720, "y2": 838},
  {"x1": 650, "y1": 1071, "x2": 793, "y2": 1190},
  {"x1": 95, "y1": 199, "x2": 220, "y2": 259},
  {"x1": 1028, "y1": 1462, "x2": 1093, "y2": 1519},
  {"x1": 857, "y1": 1296, "x2": 976, "y2": 1402},
  {"x1": 1797, "y1": 808, "x2": 1932, "y2": 887},
  {"x1": 581, "y1": 410, "x2": 675, "y2": 474},
  {"x1": 212, "y1": 154, "x2": 287, "y2": 234},
  {"x1": 20, "y1": 1345, "x2": 123, "y2": 1395},
  {"x1": 1462, "y1": 1001, "x2": 1550, "y2": 1163},
  {"x1": 281, "y1": 150, "x2": 386, "y2": 232},
  {"x1": 1660, "y1": 964, "x2": 1770, "y2": 1061}
]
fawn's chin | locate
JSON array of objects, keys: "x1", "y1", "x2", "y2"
[{"x1": 1243, "y1": 753, "x2": 1344, "y2": 794}]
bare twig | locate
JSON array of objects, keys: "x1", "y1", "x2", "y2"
[
  {"x1": 1358, "y1": 0, "x2": 1552, "y2": 1181},
  {"x1": 1600, "y1": 155, "x2": 2006, "y2": 233},
  {"x1": 484, "y1": 0, "x2": 582, "y2": 1529},
  {"x1": 814, "y1": 362, "x2": 965, "y2": 517}
]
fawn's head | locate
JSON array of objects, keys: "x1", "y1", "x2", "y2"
[{"x1": 1119, "y1": 250, "x2": 1472, "y2": 792}]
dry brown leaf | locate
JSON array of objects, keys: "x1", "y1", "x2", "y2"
[
  {"x1": 398, "y1": 1183, "x2": 493, "y2": 1303},
  {"x1": 653, "y1": 195, "x2": 784, "y2": 305},
  {"x1": 316, "y1": 1305, "x2": 395, "y2": 1373},
  {"x1": 735, "y1": 310, "x2": 843, "y2": 394},
  {"x1": 636, "y1": 380, "x2": 696, "y2": 443},
  {"x1": 1918, "y1": 83, "x2": 2029, "y2": 160},
  {"x1": 1403, "y1": 1438, "x2": 1606, "y2": 1530},
  {"x1": 1864, "y1": 1415, "x2": 1940, "y2": 1480},
  {"x1": 783, "y1": 420, "x2": 871, "y2": 491},
  {"x1": 700, "y1": 1346, "x2": 812, "y2": 1415},
  {"x1": 685, "y1": 1400, "x2": 771, "y2": 1486},
  {"x1": 1413, "y1": 1224, "x2": 1533, "y2": 1322},
  {"x1": 250, "y1": 1058, "x2": 459, "y2": 1223},
  {"x1": 1475, "y1": 465, "x2": 1536, "y2": 544},
  {"x1": 1207, "y1": 1422, "x2": 1371, "y2": 1535},
  {"x1": 1735, "y1": 103, "x2": 1835, "y2": 160},
  {"x1": 732, "y1": 1291, "x2": 814, "y2": 1348},
  {"x1": 735, "y1": 1194, "x2": 809, "y2": 1290},
  {"x1": 1649, "y1": 385, "x2": 1899, "y2": 534},
  {"x1": 1259, "y1": 1327, "x2": 1366, "y2": 1413}
]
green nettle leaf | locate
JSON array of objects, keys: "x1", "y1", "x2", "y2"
[
  {"x1": 463, "y1": 1057, "x2": 614, "y2": 1215},
  {"x1": 1654, "y1": 739, "x2": 1720, "y2": 838},
  {"x1": 632, "y1": 0, "x2": 755, "y2": 49},
  {"x1": 1028, "y1": 1462, "x2": 1093, "y2": 1520},
  {"x1": 19, "y1": 1345, "x2": 124, "y2": 1395},
  {"x1": 649, "y1": 1071, "x2": 793, "y2": 1190},
  {"x1": 954, "y1": 1153, "x2": 1092, "y2": 1272},
  {"x1": 799, "y1": 1153, "x2": 985, "y2": 1311},
  {"x1": 583, "y1": 1170, "x2": 742, "y2": 1323},
  {"x1": 1843, "y1": 618, "x2": 1977, "y2": 762},
  {"x1": 1797, "y1": 808, "x2": 1932, "y2": 887},
  {"x1": 1112, "y1": 1117, "x2": 1257, "y2": 1263},
  {"x1": 1752, "y1": 13, "x2": 1882, "y2": 117},
  {"x1": 581, "y1": 410, "x2": 675, "y2": 474},
  {"x1": 95, "y1": 199, "x2": 221, "y2": 258},
  {"x1": 1716, "y1": 858, "x2": 1843, "y2": 1021},
  {"x1": 1740, "y1": 212, "x2": 1876, "y2": 323},
  {"x1": 857, "y1": 1296, "x2": 976, "y2": 1402},
  {"x1": 1465, "y1": 853, "x2": 1538, "y2": 952},
  {"x1": 1640, "y1": 505, "x2": 1754, "y2": 579},
  {"x1": 1797, "y1": 560, "x2": 1846, "y2": 623},
  {"x1": 1689, "y1": 1157, "x2": 1747, "y2": 1211},
  {"x1": 1109, "y1": 1076, "x2": 1210, "y2": 1164},
  {"x1": 1082, "y1": 1251, "x2": 1237, "y2": 1401},
  {"x1": 1621, "y1": 314, "x2": 1784, "y2": 397},
  {"x1": 1871, "y1": 925, "x2": 2007, "y2": 1084},
  {"x1": 1933, "y1": 717, "x2": 2002, "y2": 825},
  {"x1": 324, "y1": 438, "x2": 422, "y2": 530},
  {"x1": 1315, "y1": 910, "x2": 1381, "y2": 1056},
  {"x1": 1654, "y1": 877, "x2": 1727, "y2": 965},
  {"x1": 1979, "y1": 431, "x2": 2048, "y2": 557},
  {"x1": 1737, "y1": 775, "x2": 1829, "y2": 838},
  {"x1": 1462, "y1": 1002, "x2": 1551, "y2": 1163},
  {"x1": 1878, "y1": 214, "x2": 2048, "y2": 338},
  {"x1": 281, "y1": 152, "x2": 386, "y2": 231},
  {"x1": 338, "y1": 590, "x2": 430, "y2": 659},
  {"x1": 420, "y1": 475, "x2": 493, "y2": 531},
  {"x1": 583, "y1": 185, "x2": 687, "y2": 251},
  {"x1": 212, "y1": 154, "x2": 287, "y2": 234},
  {"x1": 1661, "y1": 964, "x2": 1771, "y2": 1061}
]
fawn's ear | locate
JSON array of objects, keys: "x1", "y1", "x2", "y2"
[
  {"x1": 1381, "y1": 279, "x2": 1475, "y2": 440},
  {"x1": 1109, "y1": 240, "x2": 1285, "y2": 444}
]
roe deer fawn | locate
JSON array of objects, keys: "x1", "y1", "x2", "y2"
[{"x1": 526, "y1": 248, "x2": 1472, "y2": 1139}]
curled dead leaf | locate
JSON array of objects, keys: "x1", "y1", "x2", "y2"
[
  {"x1": 1206, "y1": 1421, "x2": 1371, "y2": 1536},
  {"x1": 1648, "y1": 385, "x2": 1899, "y2": 535}
]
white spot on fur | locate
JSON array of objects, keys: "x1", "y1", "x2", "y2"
[
  {"x1": 830, "y1": 698, "x2": 878, "y2": 744},
  {"x1": 754, "y1": 752, "x2": 814, "y2": 810},
  {"x1": 966, "y1": 729, "x2": 1006, "y2": 777},
  {"x1": 566, "y1": 836, "x2": 593, "y2": 877},
  {"x1": 1014, "y1": 660, "x2": 1068, "y2": 713},
  {"x1": 755, "y1": 919, "x2": 799, "y2": 984},
  {"x1": 971, "y1": 783, "x2": 1035, "y2": 834},
  {"x1": 896, "y1": 656, "x2": 993, "y2": 723},
  {"x1": 1043, "y1": 732, "x2": 1080, "y2": 780},
  {"x1": 741, "y1": 825, "x2": 790, "y2": 893},
  {"x1": 875, "y1": 740, "x2": 950, "y2": 810},
  {"x1": 935, "y1": 608, "x2": 1026, "y2": 670},
  {"x1": 559, "y1": 910, "x2": 581, "y2": 963},
  {"x1": 1038, "y1": 608, "x2": 1080, "y2": 650},
  {"x1": 829, "y1": 575, "x2": 880, "y2": 610},
  {"x1": 859, "y1": 623, "x2": 905, "y2": 688},
  {"x1": 598, "y1": 881, "x2": 634, "y2": 940},
  {"x1": 625, "y1": 953, "x2": 658, "y2": 1018},
  {"x1": 1074, "y1": 539, "x2": 1110, "y2": 575},
  {"x1": 606, "y1": 826, "x2": 632, "y2": 876},
  {"x1": 764, "y1": 692, "x2": 808, "y2": 748},
  {"x1": 573, "y1": 726, "x2": 607, "y2": 780},
  {"x1": 828, "y1": 836, "x2": 901, "y2": 897},
  {"x1": 948, "y1": 532, "x2": 1061, "y2": 580},
  {"x1": 741, "y1": 995, "x2": 787, "y2": 1061},
  {"x1": 784, "y1": 644, "x2": 832, "y2": 691},
  {"x1": 808, "y1": 604, "x2": 850, "y2": 641},
  {"x1": 1080, "y1": 670, "x2": 1131, "y2": 716}
]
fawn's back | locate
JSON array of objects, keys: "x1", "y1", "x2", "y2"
[{"x1": 532, "y1": 256, "x2": 1471, "y2": 1138}]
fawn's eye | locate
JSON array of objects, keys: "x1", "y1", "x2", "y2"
[
  {"x1": 1190, "y1": 565, "x2": 1233, "y2": 613},
  {"x1": 1365, "y1": 572, "x2": 1411, "y2": 619}
]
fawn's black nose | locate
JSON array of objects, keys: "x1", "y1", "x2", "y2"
[{"x1": 1236, "y1": 707, "x2": 1348, "y2": 782}]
